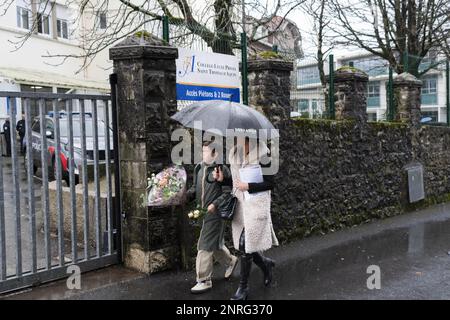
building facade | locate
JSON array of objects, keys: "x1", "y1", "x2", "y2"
[
  {"x1": 294, "y1": 51, "x2": 448, "y2": 122},
  {"x1": 0, "y1": 0, "x2": 114, "y2": 121}
]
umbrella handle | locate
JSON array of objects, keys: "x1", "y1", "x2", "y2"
[{"x1": 205, "y1": 165, "x2": 223, "y2": 184}]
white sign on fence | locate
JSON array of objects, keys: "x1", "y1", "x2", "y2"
[{"x1": 176, "y1": 48, "x2": 240, "y2": 103}]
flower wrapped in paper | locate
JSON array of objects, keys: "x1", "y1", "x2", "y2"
[
  {"x1": 186, "y1": 205, "x2": 207, "y2": 227},
  {"x1": 147, "y1": 164, "x2": 187, "y2": 206}
]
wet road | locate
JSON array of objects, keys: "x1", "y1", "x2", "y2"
[{"x1": 4, "y1": 200, "x2": 450, "y2": 300}]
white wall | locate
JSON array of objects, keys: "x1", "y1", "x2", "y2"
[{"x1": 0, "y1": 1, "x2": 111, "y2": 84}]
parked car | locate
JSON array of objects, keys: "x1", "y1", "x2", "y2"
[{"x1": 25, "y1": 112, "x2": 114, "y2": 185}]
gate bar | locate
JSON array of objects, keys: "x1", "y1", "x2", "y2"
[
  {"x1": 39, "y1": 99, "x2": 51, "y2": 270},
  {"x1": 67, "y1": 100, "x2": 77, "y2": 264},
  {"x1": 10, "y1": 98, "x2": 22, "y2": 277},
  {"x1": 24, "y1": 99, "x2": 37, "y2": 274},
  {"x1": 53, "y1": 99, "x2": 64, "y2": 267},
  {"x1": 80, "y1": 100, "x2": 90, "y2": 260},
  {"x1": 104, "y1": 101, "x2": 113, "y2": 255},
  {"x1": 110, "y1": 74, "x2": 122, "y2": 261},
  {"x1": 92, "y1": 100, "x2": 102, "y2": 257},
  {"x1": 0, "y1": 115, "x2": 5, "y2": 280}
]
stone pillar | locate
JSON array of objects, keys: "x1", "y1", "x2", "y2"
[
  {"x1": 246, "y1": 57, "x2": 293, "y2": 233},
  {"x1": 109, "y1": 33, "x2": 180, "y2": 273},
  {"x1": 393, "y1": 73, "x2": 422, "y2": 126},
  {"x1": 333, "y1": 67, "x2": 369, "y2": 122},
  {"x1": 247, "y1": 58, "x2": 293, "y2": 129}
]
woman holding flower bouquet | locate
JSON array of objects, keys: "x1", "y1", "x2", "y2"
[
  {"x1": 214, "y1": 137, "x2": 279, "y2": 300},
  {"x1": 186, "y1": 141, "x2": 238, "y2": 294}
]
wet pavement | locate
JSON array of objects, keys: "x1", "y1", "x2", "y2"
[{"x1": 3, "y1": 200, "x2": 450, "y2": 300}]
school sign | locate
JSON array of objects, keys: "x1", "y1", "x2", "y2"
[{"x1": 176, "y1": 48, "x2": 240, "y2": 103}]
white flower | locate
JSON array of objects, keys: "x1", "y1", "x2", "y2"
[
  {"x1": 188, "y1": 212, "x2": 194, "y2": 219},
  {"x1": 194, "y1": 210, "x2": 200, "y2": 215}
]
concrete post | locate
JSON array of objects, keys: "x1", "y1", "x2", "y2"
[{"x1": 109, "y1": 33, "x2": 180, "y2": 273}]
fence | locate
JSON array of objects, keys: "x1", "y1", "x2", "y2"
[
  {"x1": 0, "y1": 91, "x2": 121, "y2": 294},
  {"x1": 293, "y1": 51, "x2": 449, "y2": 124}
]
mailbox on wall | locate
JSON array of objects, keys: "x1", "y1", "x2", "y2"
[{"x1": 406, "y1": 163, "x2": 425, "y2": 203}]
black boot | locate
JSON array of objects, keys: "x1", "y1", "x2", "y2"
[
  {"x1": 231, "y1": 254, "x2": 252, "y2": 300},
  {"x1": 252, "y1": 252, "x2": 275, "y2": 286}
]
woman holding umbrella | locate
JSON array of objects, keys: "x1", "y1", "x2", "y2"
[
  {"x1": 171, "y1": 100, "x2": 279, "y2": 300},
  {"x1": 213, "y1": 137, "x2": 278, "y2": 300}
]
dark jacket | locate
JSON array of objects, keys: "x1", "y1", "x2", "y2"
[
  {"x1": 187, "y1": 162, "x2": 232, "y2": 251},
  {"x1": 3, "y1": 121, "x2": 10, "y2": 136},
  {"x1": 16, "y1": 119, "x2": 25, "y2": 136}
]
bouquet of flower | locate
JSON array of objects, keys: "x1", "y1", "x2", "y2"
[
  {"x1": 147, "y1": 164, "x2": 187, "y2": 206},
  {"x1": 187, "y1": 205, "x2": 208, "y2": 226}
]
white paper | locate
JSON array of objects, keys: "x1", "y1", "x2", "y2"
[{"x1": 239, "y1": 165, "x2": 264, "y2": 200}]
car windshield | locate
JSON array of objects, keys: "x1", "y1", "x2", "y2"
[{"x1": 59, "y1": 119, "x2": 111, "y2": 138}]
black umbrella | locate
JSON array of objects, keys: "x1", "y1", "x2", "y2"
[{"x1": 170, "y1": 100, "x2": 279, "y2": 139}]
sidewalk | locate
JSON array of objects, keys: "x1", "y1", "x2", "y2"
[{"x1": 3, "y1": 202, "x2": 450, "y2": 300}]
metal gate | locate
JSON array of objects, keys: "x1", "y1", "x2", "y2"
[{"x1": 0, "y1": 79, "x2": 122, "y2": 294}]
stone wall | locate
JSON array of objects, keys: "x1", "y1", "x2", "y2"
[
  {"x1": 110, "y1": 37, "x2": 450, "y2": 272},
  {"x1": 244, "y1": 60, "x2": 450, "y2": 245},
  {"x1": 271, "y1": 119, "x2": 450, "y2": 243}
]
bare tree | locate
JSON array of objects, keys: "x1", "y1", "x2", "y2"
[
  {"x1": 300, "y1": 0, "x2": 336, "y2": 116},
  {"x1": 329, "y1": 0, "x2": 449, "y2": 76},
  {"x1": 1, "y1": 0, "x2": 305, "y2": 72}
]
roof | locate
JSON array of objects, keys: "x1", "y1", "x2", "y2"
[{"x1": 0, "y1": 67, "x2": 110, "y2": 92}]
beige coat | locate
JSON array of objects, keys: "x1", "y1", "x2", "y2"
[{"x1": 229, "y1": 145, "x2": 279, "y2": 253}]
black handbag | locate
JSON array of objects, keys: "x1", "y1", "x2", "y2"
[{"x1": 217, "y1": 191, "x2": 237, "y2": 221}]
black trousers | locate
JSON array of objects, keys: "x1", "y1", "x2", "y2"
[
  {"x1": 238, "y1": 230, "x2": 268, "y2": 273},
  {"x1": 19, "y1": 135, "x2": 25, "y2": 153},
  {"x1": 4, "y1": 134, "x2": 11, "y2": 156}
]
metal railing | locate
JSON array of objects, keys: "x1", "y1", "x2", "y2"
[{"x1": 0, "y1": 91, "x2": 121, "y2": 294}]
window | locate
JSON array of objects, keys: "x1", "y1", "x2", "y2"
[
  {"x1": 419, "y1": 50, "x2": 438, "y2": 72},
  {"x1": 344, "y1": 57, "x2": 387, "y2": 77},
  {"x1": 37, "y1": 12, "x2": 50, "y2": 35},
  {"x1": 16, "y1": 7, "x2": 30, "y2": 30},
  {"x1": 32, "y1": 120, "x2": 41, "y2": 133},
  {"x1": 367, "y1": 82, "x2": 380, "y2": 107},
  {"x1": 368, "y1": 82, "x2": 380, "y2": 97},
  {"x1": 311, "y1": 100, "x2": 318, "y2": 113},
  {"x1": 367, "y1": 113, "x2": 377, "y2": 121},
  {"x1": 421, "y1": 78, "x2": 437, "y2": 95},
  {"x1": 311, "y1": 99, "x2": 324, "y2": 116},
  {"x1": 59, "y1": 120, "x2": 110, "y2": 138},
  {"x1": 255, "y1": 26, "x2": 268, "y2": 39},
  {"x1": 421, "y1": 77, "x2": 438, "y2": 105},
  {"x1": 298, "y1": 99, "x2": 309, "y2": 113},
  {"x1": 297, "y1": 66, "x2": 320, "y2": 86},
  {"x1": 57, "y1": 19, "x2": 68, "y2": 39},
  {"x1": 421, "y1": 111, "x2": 438, "y2": 122},
  {"x1": 98, "y1": 11, "x2": 107, "y2": 29},
  {"x1": 45, "y1": 119, "x2": 54, "y2": 135}
]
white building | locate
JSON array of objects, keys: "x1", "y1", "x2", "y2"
[
  {"x1": 293, "y1": 51, "x2": 448, "y2": 123},
  {"x1": 0, "y1": 0, "x2": 114, "y2": 120}
]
